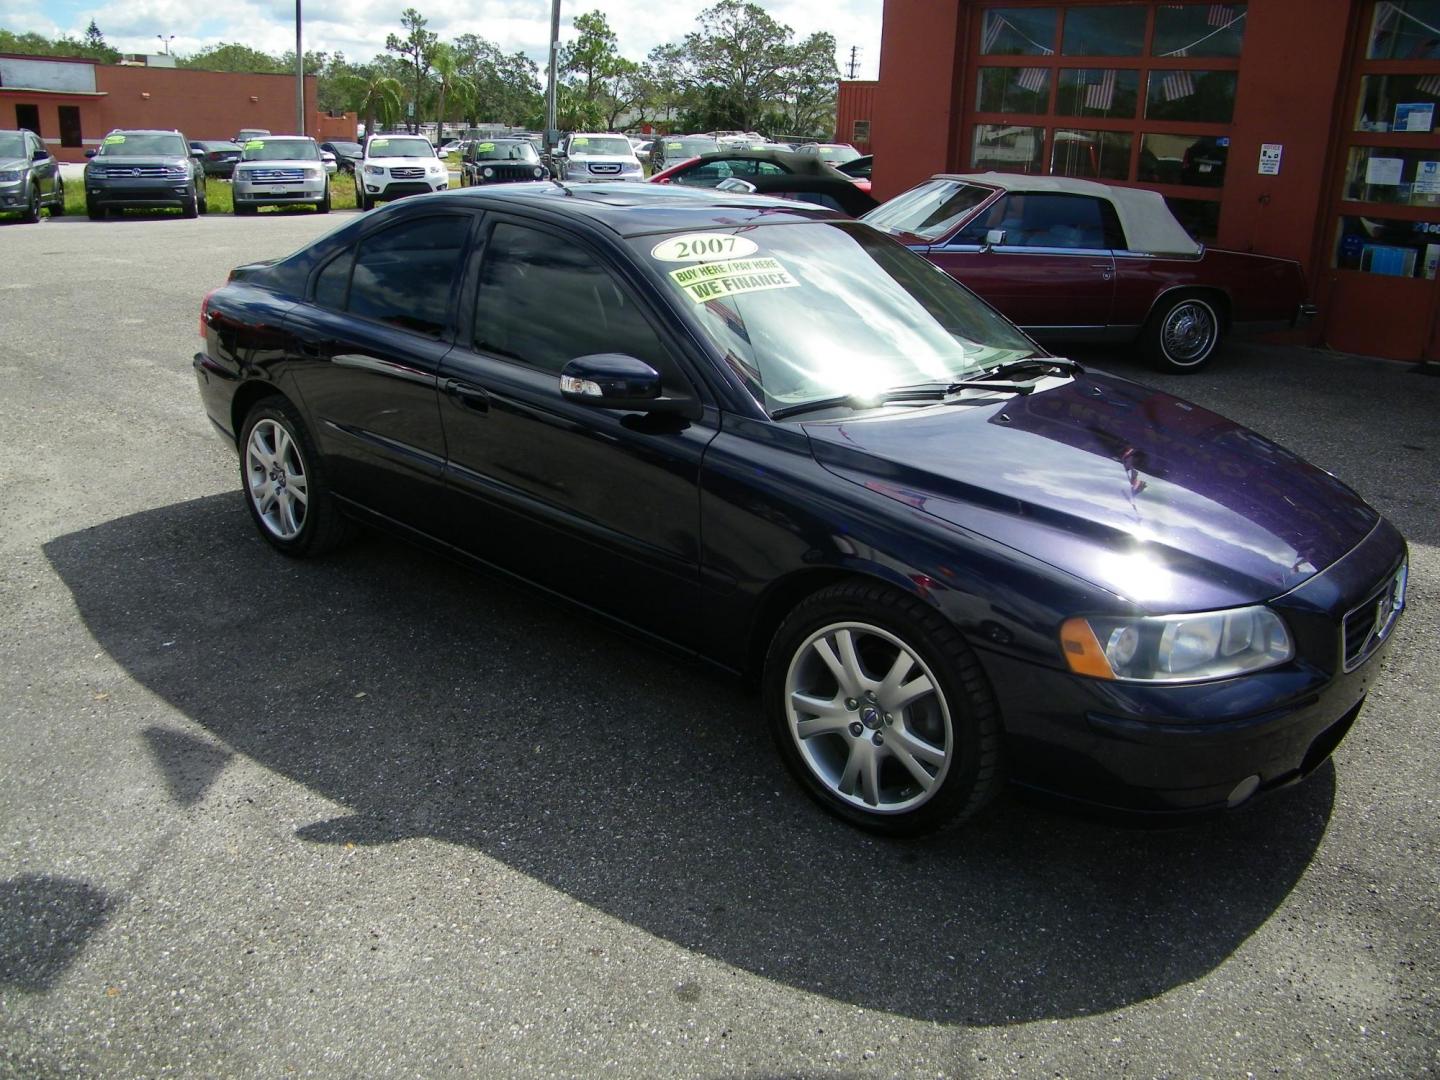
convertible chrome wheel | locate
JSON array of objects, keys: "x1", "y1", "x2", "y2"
[
  {"x1": 245, "y1": 418, "x2": 309, "y2": 540},
  {"x1": 1146, "y1": 295, "x2": 1222, "y2": 372},
  {"x1": 784, "y1": 620, "x2": 953, "y2": 814}
]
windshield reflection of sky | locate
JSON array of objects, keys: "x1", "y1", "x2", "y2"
[{"x1": 650, "y1": 223, "x2": 1033, "y2": 408}]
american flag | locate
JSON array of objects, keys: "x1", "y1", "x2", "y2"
[
  {"x1": 982, "y1": 13, "x2": 1004, "y2": 53},
  {"x1": 1017, "y1": 68, "x2": 1048, "y2": 94},
  {"x1": 1207, "y1": 5, "x2": 1237, "y2": 27},
  {"x1": 1161, "y1": 70, "x2": 1197, "y2": 102},
  {"x1": 1084, "y1": 69, "x2": 1117, "y2": 111}
]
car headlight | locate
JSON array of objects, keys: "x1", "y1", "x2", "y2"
[
  {"x1": 0, "y1": 170, "x2": 21, "y2": 183},
  {"x1": 427, "y1": 163, "x2": 444, "y2": 175},
  {"x1": 304, "y1": 167, "x2": 321, "y2": 178},
  {"x1": 482, "y1": 166, "x2": 494, "y2": 178},
  {"x1": 1060, "y1": 606, "x2": 1293, "y2": 682},
  {"x1": 532, "y1": 166, "x2": 545, "y2": 178},
  {"x1": 364, "y1": 164, "x2": 384, "y2": 175},
  {"x1": 167, "y1": 166, "x2": 190, "y2": 178}
]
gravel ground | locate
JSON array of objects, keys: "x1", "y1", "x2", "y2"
[{"x1": 0, "y1": 210, "x2": 1436, "y2": 1078}]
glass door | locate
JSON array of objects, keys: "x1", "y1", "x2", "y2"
[{"x1": 1324, "y1": 1, "x2": 1440, "y2": 359}]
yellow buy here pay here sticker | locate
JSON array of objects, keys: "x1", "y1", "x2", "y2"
[{"x1": 668, "y1": 257, "x2": 798, "y2": 303}]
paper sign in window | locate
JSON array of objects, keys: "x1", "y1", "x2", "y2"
[{"x1": 668, "y1": 258, "x2": 799, "y2": 304}]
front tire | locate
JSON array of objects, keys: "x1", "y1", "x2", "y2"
[
  {"x1": 763, "y1": 580, "x2": 1004, "y2": 835},
  {"x1": 182, "y1": 187, "x2": 199, "y2": 218},
  {"x1": 316, "y1": 185, "x2": 330, "y2": 213},
  {"x1": 239, "y1": 398, "x2": 353, "y2": 557},
  {"x1": 20, "y1": 184, "x2": 41, "y2": 223},
  {"x1": 1143, "y1": 293, "x2": 1223, "y2": 373},
  {"x1": 86, "y1": 197, "x2": 105, "y2": 221}
]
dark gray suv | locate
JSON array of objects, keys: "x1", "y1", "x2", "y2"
[
  {"x1": 83, "y1": 129, "x2": 207, "y2": 219},
  {"x1": 0, "y1": 129, "x2": 64, "y2": 223}
]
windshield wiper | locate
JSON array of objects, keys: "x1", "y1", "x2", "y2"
[
  {"x1": 974, "y1": 356, "x2": 1083, "y2": 381},
  {"x1": 770, "y1": 387, "x2": 948, "y2": 420}
]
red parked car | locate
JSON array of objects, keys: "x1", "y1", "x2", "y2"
[{"x1": 864, "y1": 173, "x2": 1316, "y2": 372}]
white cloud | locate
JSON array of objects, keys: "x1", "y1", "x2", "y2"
[{"x1": 35, "y1": 0, "x2": 881, "y2": 77}]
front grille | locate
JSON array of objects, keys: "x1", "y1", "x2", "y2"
[
  {"x1": 389, "y1": 166, "x2": 425, "y2": 179},
  {"x1": 477, "y1": 163, "x2": 539, "y2": 181},
  {"x1": 1342, "y1": 564, "x2": 1407, "y2": 671},
  {"x1": 246, "y1": 168, "x2": 307, "y2": 183},
  {"x1": 97, "y1": 165, "x2": 177, "y2": 178},
  {"x1": 587, "y1": 162, "x2": 622, "y2": 175}
]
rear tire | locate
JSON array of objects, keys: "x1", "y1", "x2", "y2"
[
  {"x1": 49, "y1": 178, "x2": 65, "y2": 216},
  {"x1": 1143, "y1": 293, "x2": 1223, "y2": 373},
  {"x1": 763, "y1": 579, "x2": 1005, "y2": 835},
  {"x1": 239, "y1": 397, "x2": 354, "y2": 558}
]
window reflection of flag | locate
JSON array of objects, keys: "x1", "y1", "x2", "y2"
[
  {"x1": 1084, "y1": 69, "x2": 1116, "y2": 111},
  {"x1": 1207, "y1": 4, "x2": 1235, "y2": 27},
  {"x1": 982, "y1": 13, "x2": 1004, "y2": 52},
  {"x1": 1017, "y1": 68, "x2": 1047, "y2": 94},
  {"x1": 1418, "y1": 73, "x2": 1440, "y2": 97},
  {"x1": 1162, "y1": 70, "x2": 1196, "y2": 102}
]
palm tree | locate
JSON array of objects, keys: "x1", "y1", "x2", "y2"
[
  {"x1": 431, "y1": 44, "x2": 473, "y2": 140},
  {"x1": 347, "y1": 70, "x2": 404, "y2": 138}
]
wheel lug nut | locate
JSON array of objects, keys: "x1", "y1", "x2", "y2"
[
  {"x1": 872, "y1": 733, "x2": 884, "y2": 746},
  {"x1": 849, "y1": 722, "x2": 864, "y2": 737},
  {"x1": 883, "y1": 713, "x2": 893, "y2": 725},
  {"x1": 845, "y1": 698, "x2": 859, "y2": 710}
]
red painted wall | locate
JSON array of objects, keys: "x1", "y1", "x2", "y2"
[
  {"x1": 873, "y1": 0, "x2": 967, "y2": 201},
  {"x1": 94, "y1": 66, "x2": 318, "y2": 145},
  {"x1": 835, "y1": 81, "x2": 878, "y2": 153}
]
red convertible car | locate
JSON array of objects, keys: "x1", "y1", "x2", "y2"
[{"x1": 864, "y1": 174, "x2": 1316, "y2": 372}]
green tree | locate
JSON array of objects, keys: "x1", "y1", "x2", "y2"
[
  {"x1": 344, "y1": 68, "x2": 405, "y2": 137},
  {"x1": 83, "y1": 21, "x2": 106, "y2": 51},
  {"x1": 560, "y1": 10, "x2": 644, "y2": 129},
  {"x1": 668, "y1": 1, "x2": 792, "y2": 131},
  {"x1": 454, "y1": 34, "x2": 542, "y2": 126},
  {"x1": 429, "y1": 43, "x2": 473, "y2": 135},
  {"x1": 773, "y1": 32, "x2": 839, "y2": 139},
  {"x1": 385, "y1": 8, "x2": 438, "y2": 133},
  {"x1": 179, "y1": 43, "x2": 288, "y2": 73}
]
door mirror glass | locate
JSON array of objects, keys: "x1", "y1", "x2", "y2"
[
  {"x1": 33, "y1": 148, "x2": 48, "y2": 161},
  {"x1": 84, "y1": 149, "x2": 96, "y2": 158},
  {"x1": 190, "y1": 149, "x2": 205, "y2": 159},
  {"x1": 321, "y1": 151, "x2": 336, "y2": 163},
  {"x1": 985, "y1": 228, "x2": 1008, "y2": 248},
  {"x1": 560, "y1": 354, "x2": 662, "y2": 409}
]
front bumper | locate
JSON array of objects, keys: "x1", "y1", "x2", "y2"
[
  {"x1": 980, "y1": 520, "x2": 1407, "y2": 815},
  {"x1": 0, "y1": 181, "x2": 28, "y2": 209},
  {"x1": 234, "y1": 177, "x2": 327, "y2": 206},
  {"x1": 87, "y1": 176, "x2": 192, "y2": 208},
  {"x1": 363, "y1": 175, "x2": 448, "y2": 200}
]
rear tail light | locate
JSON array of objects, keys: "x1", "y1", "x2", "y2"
[{"x1": 200, "y1": 288, "x2": 219, "y2": 339}]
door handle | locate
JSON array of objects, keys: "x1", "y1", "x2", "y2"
[
  {"x1": 1090, "y1": 262, "x2": 1114, "y2": 280},
  {"x1": 443, "y1": 378, "x2": 490, "y2": 412}
]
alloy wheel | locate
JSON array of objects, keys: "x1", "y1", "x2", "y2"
[
  {"x1": 784, "y1": 621, "x2": 953, "y2": 814},
  {"x1": 1161, "y1": 299, "x2": 1218, "y2": 366},
  {"x1": 245, "y1": 418, "x2": 309, "y2": 540}
]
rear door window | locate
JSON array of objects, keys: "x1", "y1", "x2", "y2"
[{"x1": 347, "y1": 216, "x2": 469, "y2": 337}]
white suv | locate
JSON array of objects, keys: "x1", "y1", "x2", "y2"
[
  {"x1": 553, "y1": 133, "x2": 644, "y2": 182},
  {"x1": 357, "y1": 134, "x2": 449, "y2": 210}
]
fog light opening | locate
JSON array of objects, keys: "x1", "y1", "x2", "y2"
[{"x1": 1226, "y1": 774, "x2": 1261, "y2": 808}]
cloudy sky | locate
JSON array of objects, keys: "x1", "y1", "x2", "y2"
[{"x1": 2, "y1": 0, "x2": 884, "y2": 79}]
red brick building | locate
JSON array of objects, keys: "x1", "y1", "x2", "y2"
[
  {"x1": 850, "y1": 1, "x2": 1440, "y2": 360},
  {"x1": 1, "y1": 54, "x2": 326, "y2": 159}
]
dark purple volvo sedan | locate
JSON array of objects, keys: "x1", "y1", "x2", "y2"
[{"x1": 194, "y1": 183, "x2": 1407, "y2": 833}]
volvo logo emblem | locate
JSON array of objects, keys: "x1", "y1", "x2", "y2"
[{"x1": 860, "y1": 705, "x2": 882, "y2": 730}]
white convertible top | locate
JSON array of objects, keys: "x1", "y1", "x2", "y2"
[{"x1": 948, "y1": 172, "x2": 1203, "y2": 256}]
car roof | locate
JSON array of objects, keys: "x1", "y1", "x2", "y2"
[
  {"x1": 940, "y1": 171, "x2": 1202, "y2": 256},
  {"x1": 676, "y1": 149, "x2": 844, "y2": 177},
  {"x1": 404, "y1": 181, "x2": 843, "y2": 237},
  {"x1": 106, "y1": 128, "x2": 184, "y2": 135}
]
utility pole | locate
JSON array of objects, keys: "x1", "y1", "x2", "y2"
[
  {"x1": 545, "y1": 0, "x2": 561, "y2": 152},
  {"x1": 845, "y1": 45, "x2": 861, "y2": 80},
  {"x1": 294, "y1": 0, "x2": 306, "y2": 135}
]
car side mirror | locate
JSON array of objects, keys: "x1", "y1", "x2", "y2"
[
  {"x1": 716, "y1": 177, "x2": 757, "y2": 194},
  {"x1": 190, "y1": 149, "x2": 205, "y2": 159},
  {"x1": 983, "y1": 228, "x2": 1007, "y2": 250},
  {"x1": 33, "y1": 148, "x2": 49, "y2": 161},
  {"x1": 321, "y1": 151, "x2": 336, "y2": 163},
  {"x1": 560, "y1": 354, "x2": 691, "y2": 414},
  {"x1": 84, "y1": 149, "x2": 97, "y2": 158}
]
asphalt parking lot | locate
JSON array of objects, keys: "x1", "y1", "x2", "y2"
[{"x1": 1, "y1": 210, "x2": 1436, "y2": 1078}]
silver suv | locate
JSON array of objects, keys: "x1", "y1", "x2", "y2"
[
  {"x1": 552, "y1": 133, "x2": 643, "y2": 182},
  {"x1": 232, "y1": 136, "x2": 332, "y2": 215},
  {"x1": 84, "y1": 129, "x2": 206, "y2": 219},
  {"x1": 0, "y1": 129, "x2": 64, "y2": 223}
]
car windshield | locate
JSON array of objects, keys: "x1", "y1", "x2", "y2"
[
  {"x1": 368, "y1": 137, "x2": 433, "y2": 158},
  {"x1": 633, "y1": 221, "x2": 1038, "y2": 415},
  {"x1": 243, "y1": 139, "x2": 319, "y2": 161},
  {"x1": 665, "y1": 137, "x2": 719, "y2": 157},
  {"x1": 473, "y1": 140, "x2": 539, "y2": 162},
  {"x1": 97, "y1": 133, "x2": 187, "y2": 157},
  {"x1": 570, "y1": 136, "x2": 633, "y2": 157},
  {"x1": 0, "y1": 132, "x2": 25, "y2": 157},
  {"x1": 862, "y1": 179, "x2": 996, "y2": 241},
  {"x1": 330, "y1": 142, "x2": 362, "y2": 155},
  {"x1": 816, "y1": 145, "x2": 860, "y2": 163}
]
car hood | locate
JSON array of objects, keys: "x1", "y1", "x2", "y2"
[
  {"x1": 367, "y1": 157, "x2": 441, "y2": 167},
  {"x1": 568, "y1": 154, "x2": 639, "y2": 164},
  {"x1": 89, "y1": 155, "x2": 188, "y2": 167},
  {"x1": 236, "y1": 159, "x2": 323, "y2": 169},
  {"x1": 0, "y1": 156, "x2": 28, "y2": 173},
  {"x1": 803, "y1": 372, "x2": 1378, "y2": 611}
]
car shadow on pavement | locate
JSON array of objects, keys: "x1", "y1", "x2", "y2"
[
  {"x1": 0, "y1": 874, "x2": 118, "y2": 992},
  {"x1": 43, "y1": 494, "x2": 1335, "y2": 1025}
]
